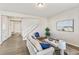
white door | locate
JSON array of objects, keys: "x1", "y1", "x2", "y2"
[
  {"x1": 14, "y1": 21, "x2": 21, "y2": 33},
  {"x1": 9, "y1": 20, "x2": 21, "y2": 34}
]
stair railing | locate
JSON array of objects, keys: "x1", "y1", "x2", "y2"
[{"x1": 23, "y1": 23, "x2": 39, "y2": 40}]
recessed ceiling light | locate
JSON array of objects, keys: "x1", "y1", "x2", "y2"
[{"x1": 35, "y1": 3, "x2": 45, "y2": 8}]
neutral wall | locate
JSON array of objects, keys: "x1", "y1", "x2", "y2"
[
  {"x1": 22, "y1": 18, "x2": 47, "y2": 40},
  {"x1": 48, "y1": 7, "x2": 79, "y2": 47}
]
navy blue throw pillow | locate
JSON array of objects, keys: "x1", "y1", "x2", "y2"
[
  {"x1": 40, "y1": 43, "x2": 51, "y2": 49},
  {"x1": 34, "y1": 32, "x2": 40, "y2": 38}
]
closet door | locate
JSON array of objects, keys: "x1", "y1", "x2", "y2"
[
  {"x1": 1, "y1": 16, "x2": 9, "y2": 42},
  {"x1": 9, "y1": 20, "x2": 21, "y2": 34}
]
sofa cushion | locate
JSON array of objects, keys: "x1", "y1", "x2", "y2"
[{"x1": 28, "y1": 35, "x2": 42, "y2": 51}]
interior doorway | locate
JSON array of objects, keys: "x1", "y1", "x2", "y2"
[{"x1": 9, "y1": 20, "x2": 22, "y2": 35}]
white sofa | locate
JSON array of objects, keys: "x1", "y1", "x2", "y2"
[{"x1": 26, "y1": 36, "x2": 54, "y2": 55}]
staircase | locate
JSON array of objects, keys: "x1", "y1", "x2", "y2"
[{"x1": 23, "y1": 23, "x2": 39, "y2": 40}]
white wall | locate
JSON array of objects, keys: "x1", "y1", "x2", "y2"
[
  {"x1": 0, "y1": 16, "x2": 1, "y2": 43},
  {"x1": 0, "y1": 11, "x2": 40, "y2": 18},
  {"x1": 48, "y1": 7, "x2": 79, "y2": 47},
  {"x1": 22, "y1": 18, "x2": 47, "y2": 40}
]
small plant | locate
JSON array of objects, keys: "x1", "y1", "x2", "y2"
[{"x1": 45, "y1": 27, "x2": 50, "y2": 37}]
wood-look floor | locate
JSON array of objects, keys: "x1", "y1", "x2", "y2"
[
  {"x1": 0, "y1": 33, "x2": 79, "y2": 55},
  {"x1": 0, "y1": 33, "x2": 30, "y2": 55}
]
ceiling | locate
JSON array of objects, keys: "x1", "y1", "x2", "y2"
[{"x1": 0, "y1": 3, "x2": 79, "y2": 18}]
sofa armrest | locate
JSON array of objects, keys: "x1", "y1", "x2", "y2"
[{"x1": 36, "y1": 47, "x2": 54, "y2": 55}]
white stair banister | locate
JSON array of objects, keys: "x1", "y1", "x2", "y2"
[{"x1": 23, "y1": 23, "x2": 39, "y2": 40}]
